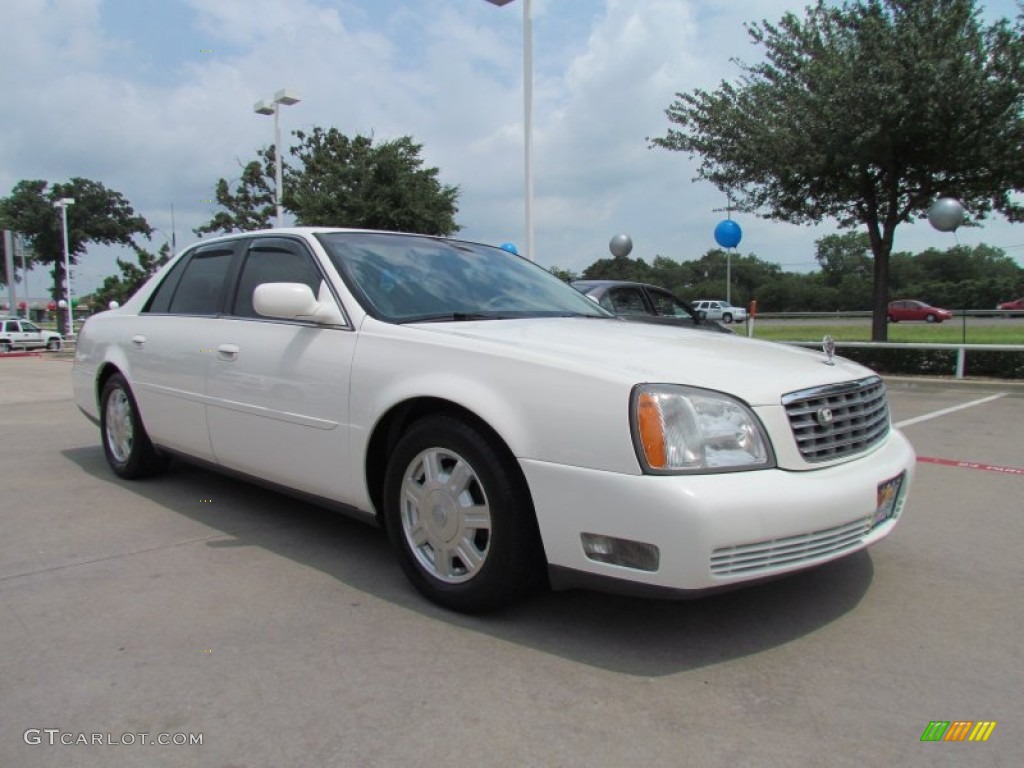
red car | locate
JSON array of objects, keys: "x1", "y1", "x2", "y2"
[
  {"x1": 996, "y1": 298, "x2": 1024, "y2": 314},
  {"x1": 887, "y1": 300, "x2": 954, "y2": 323}
]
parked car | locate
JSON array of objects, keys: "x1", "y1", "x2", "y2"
[
  {"x1": 571, "y1": 279, "x2": 732, "y2": 333},
  {"x1": 72, "y1": 228, "x2": 915, "y2": 612},
  {"x1": 0, "y1": 317, "x2": 63, "y2": 352},
  {"x1": 886, "y1": 300, "x2": 954, "y2": 323},
  {"x1": 996, "y1": 298, "x2": 1024, "y2": 315},
  {"x1": 691, "y1": 300, "x2": 748, "y2": 324}
]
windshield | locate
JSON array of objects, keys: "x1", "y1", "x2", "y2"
[{"x1": 316, "y1": 232, "x2": 610, "y2": 322}]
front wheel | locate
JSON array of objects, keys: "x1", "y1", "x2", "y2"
[
  {"x1": 46, "y1": 338, "x2": 61, "y2": 351},
  {"x1": 925, "y1": 313, "x2": 937, "y2": 323},
  {"x1": 722, "y1": 312, "x2": 733, "y2": 324},
  {"x1": 100, "y1": 373, "x2": 168, "y2": 479},
  {"x1": 383, "y1": 415, "x2": 544, "y2": 612}
]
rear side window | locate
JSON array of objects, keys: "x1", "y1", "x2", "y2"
[{"x1": 146, "y1": 247, "x2": 235, "y2": 315}]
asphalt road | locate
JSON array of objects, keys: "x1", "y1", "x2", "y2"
[{"x1": 1, "y1": 356, "x2": 1021, "y2": 767}]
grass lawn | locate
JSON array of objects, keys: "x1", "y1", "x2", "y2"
[{"x1": 750, "y1": 322, "x2": 1024, "y2": 345}]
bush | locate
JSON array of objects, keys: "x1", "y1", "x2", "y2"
[{"x1": 837, "y1": 347, "x2": 1024, "y2": 379}]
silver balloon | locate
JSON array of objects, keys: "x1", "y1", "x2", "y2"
[
  {"x1": 928, "y1": 198, "x2": 965, "y2": 233},
  {"x1": 609, "y1": 233, "x2": 633, "y2": 258}
]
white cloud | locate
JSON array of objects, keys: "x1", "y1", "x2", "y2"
[{"x1": 2, "y1": 0, "x2": 1021, "y2": 298}]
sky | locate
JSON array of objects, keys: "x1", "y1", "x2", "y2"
[{"x1": 2, "y1": 0, "x2": 1023, "y2": 299}]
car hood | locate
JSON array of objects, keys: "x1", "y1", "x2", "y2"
[{"x1": 407, "y1": 317, "x2": 874, "y2": 406}]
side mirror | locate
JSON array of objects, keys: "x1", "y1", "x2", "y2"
[{"x1": 253, "y1": 282, "x2": 344, "y2": 325}]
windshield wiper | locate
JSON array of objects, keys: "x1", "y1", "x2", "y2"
[{"x1": 401, "y1": 312, "x2": 507, "y2": 323}]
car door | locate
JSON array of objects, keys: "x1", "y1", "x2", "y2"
[
  {"x1": 204, "y1": 236, "x2": 358, "y2": 503},
  {"x1": 14, "y1": 321, "x2": 38, "y2": 348},
  {"x1": 0, "y1": 320, "x2": 17, "y2": 349},
  {"x1": 127, "y1": 240, "x2": 242, "y2": 460}
]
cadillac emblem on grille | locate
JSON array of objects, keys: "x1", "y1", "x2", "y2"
[{"x1": 782, "y1": 376, "x2": 890, "y2": 462}]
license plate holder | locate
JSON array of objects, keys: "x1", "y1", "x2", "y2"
[{"x1": 873, "y1": 472, "x2": 905, "y2": 527}]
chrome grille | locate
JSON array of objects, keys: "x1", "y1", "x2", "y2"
[
  {"x1": 782, "y1": 376, "x2": 889, "y2": 462},
  {"x1": 710, "y1": 516, "x2": 871, "y2": 576}
]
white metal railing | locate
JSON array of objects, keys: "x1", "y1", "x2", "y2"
[{"x1": 781, "y1": 340, "x2": 1024, "y2": 379}]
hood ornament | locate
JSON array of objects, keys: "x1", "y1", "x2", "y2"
[{"x1": 822, "y1": 335, "x2": 836, "y2": 366}]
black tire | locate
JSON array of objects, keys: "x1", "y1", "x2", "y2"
[
  {"x1": 100, "y1": 373, "x2": 168, "y2": 479},
  {"x1": 46, "y1": 338, "x2": 61, "y2": 351},
  {"x1": 722, "y1": 312, "x2": 733, "y2": 324},
  {"x1": 887, "y1": 314, "x2": 896, "y2": 323},
  {"x1": 697, "y1": 310, "x2": 708, "y2": 320},
  {"x1": 382, "y1": 415, "x2": 544, "y2": 612},
  {"x1": 0, "y1": 340, "x2": 10, "y2": 353},
  {"x1": 925, "y1": 313, "x2": 937, "y2": 323}
]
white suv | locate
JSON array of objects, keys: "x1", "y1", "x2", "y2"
[
  {"x1": 692, "y1": 300, "x2": 748, "y2": 324},
  {"x1": 0, "y1": 318, "x2": 63, "y2": 352}
]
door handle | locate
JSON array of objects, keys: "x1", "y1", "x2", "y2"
[
  {"x1": 131, "y1": 335, "x2": 146, "y2": 347},
  {"x1": 217, "y1": 344, "x2": 240, "y2": 361}
]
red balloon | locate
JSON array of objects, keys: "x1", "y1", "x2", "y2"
[
  {"x1": 18, "y1": 301, "x2": 27, "y2": 310},
  {"x1": 48, "y1": 302, "x2": 56, "y2": 311}
]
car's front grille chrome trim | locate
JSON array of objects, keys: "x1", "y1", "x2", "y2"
[
  {"x1": 782, "y1": 376, "x2": 890, "y2": 462},
  {"x1": 710, "y1": 516, "x2": 872, "y2": 576}
]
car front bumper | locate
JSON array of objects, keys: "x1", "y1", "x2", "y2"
[{"x1": 521, "y1": 429, "x2": 915, "y2": 596}]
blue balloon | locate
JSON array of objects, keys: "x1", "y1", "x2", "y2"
[
  {"x1": 714, "y1": 219, "x2": 742, "y2": 249},
  {"x1": 499, "y1": 242, "x2": 519, "y2": 254}
]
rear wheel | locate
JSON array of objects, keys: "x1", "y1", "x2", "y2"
[
  {"x1": 0, "y1": 340, "x2": 10, "y2": 353},
  {"x1": 383, "y1": 415, "x2": 544, "y2": 612},
  {"x1": 887, "y1": 314, "x2": 896, "y2": 323},
  {"x1": 100, "y1": 373, "x2": 168, "y2": 479}
]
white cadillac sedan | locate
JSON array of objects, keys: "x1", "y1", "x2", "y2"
[{"x1": 73, "y1": 228, "x2": 914, "y2": 612}]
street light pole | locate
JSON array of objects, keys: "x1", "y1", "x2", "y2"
[
  {"x1": 254, "y1": 90, "x2": 301, "y2": 228},
  {"x1": 54, "y1": 198, "x2": 75, "y2": 335},
  {"x1": 485, "y1": 0, "x2": 534, "y2": 261}
]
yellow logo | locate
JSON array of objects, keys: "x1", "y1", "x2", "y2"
[{"x1": 921, "y1": 721, "x2": 996, "y2": 742}]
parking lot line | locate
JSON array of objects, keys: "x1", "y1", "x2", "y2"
[
  {"x1": 893, "y1": 393, "x2": 1006, "y2": 428},
  {"x1": 916, "y1": 456, "x2": 1024, "y2": 476}
]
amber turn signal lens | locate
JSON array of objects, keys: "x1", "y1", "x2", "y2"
[{"x1": 637, "y1": 393, "x2": 666, "y2": 469}]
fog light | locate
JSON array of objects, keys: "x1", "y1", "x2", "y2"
[{"x1": 580, "y1": 533, "x2": 660, "y2": 572}]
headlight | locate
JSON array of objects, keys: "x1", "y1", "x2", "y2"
[{"x1": 631, "y1": 384, "x2": 775, "y2": 473}]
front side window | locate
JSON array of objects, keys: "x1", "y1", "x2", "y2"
[
  {"x1": 648, "y1": 289, "x2": 694, "y2": 319},
  {"x1": 22, "y1": 322, "x2": 40, "y2": 332},
  {"x1": 232, "y1": 240, "x2": 324, "y2": 319}
]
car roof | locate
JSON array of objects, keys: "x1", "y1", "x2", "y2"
[
  {"x1": 571, "y1": 279, "x2": 674, "y2": 293},
  {"x1": 184, "y1": 226, "x2": 506, "y2": 254}
]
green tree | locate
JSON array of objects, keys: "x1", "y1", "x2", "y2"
[
  {"x1": 197, "y1": 128, "x2": 461, "y2": 237},
  {"x1": 815, "y1": 231, "x2": 873, "y2": 287},
  {"x1": 0, "y1": 179, "x2": 150, "y2": 320},
  {"x1": 91, "y1": 241, "x2": 172, "y2": 310},
  {"x1": 581, "y1": 254, "x2": 654, "y2": 283},
  {"x1": 194, "y1": 151, "x2": 276, "y2": 235},
  {"x1": 651, "y1": 0, "x2": 1024, "y2": 340},
  {"x1": 548, "y1": 266, "x2": 578, "y2": 283}
]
